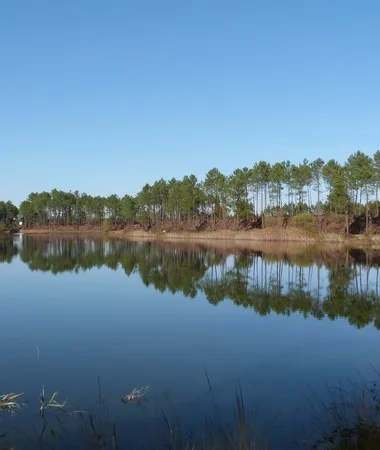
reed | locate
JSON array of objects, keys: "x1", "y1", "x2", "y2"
[
  {"x1": 0, "y1": 379, "x2": 266, "y2": 450},
  {"x1": 3, "y1": 375, "x2": 380, "y2": 449},
  {"x1": 308, "y1": 375, "x2": 380, "y2": 449}
]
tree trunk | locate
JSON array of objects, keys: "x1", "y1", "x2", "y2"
[
  {"x1": 366, "y1": 186, "x2": 369, "y2": 231},
  {"x1": 317, "y1": 179, "x2": 320, "y2": 215}
]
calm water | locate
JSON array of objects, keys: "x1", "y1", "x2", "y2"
[{"x1": 1, "y1": 234, "x2": 380, "y2": 449}]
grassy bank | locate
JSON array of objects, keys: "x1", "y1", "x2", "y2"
[
  {"x1": 108, "y1": 228, "x2": 380, "y2": 252},
  {"x1": 21, "y1": 226, "x2": 380, "y2": 249},
  {"x1": 112, "y1": 227, "x2": 378, "y2": 245}
]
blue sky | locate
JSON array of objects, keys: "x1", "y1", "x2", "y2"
[{"x1": 1, "y1": 0, "x2": 379, "y2": 206}]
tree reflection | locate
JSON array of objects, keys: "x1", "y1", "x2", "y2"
[
  {"x1": 0, "y1": 237, "x2": 18, "y2": 263},
  {"x1": 2, "y1": 235, "x2": 380, "y2": 329}
]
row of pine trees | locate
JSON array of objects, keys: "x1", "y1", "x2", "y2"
[{"x1": 1, "y1": 150, "x2": 380, "y2": 228}]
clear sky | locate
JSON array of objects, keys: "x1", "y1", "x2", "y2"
[{"x1": 1, "y1": 0, "x2": 379, "y2": 206}]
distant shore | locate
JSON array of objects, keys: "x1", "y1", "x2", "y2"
[{"x1": 19, "y1": 226, "x2": 380, "y2": 248}]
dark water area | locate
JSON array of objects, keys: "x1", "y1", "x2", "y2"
[{"x1": 1, "y1": 234, "x2": 380, "y2": 449}]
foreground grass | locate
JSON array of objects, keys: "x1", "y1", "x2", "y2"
[
  {"x1": 309, "y1": 376, "x2": 380, "y2": 450},
  {"x1": 0, "y1": 382, "x2": 267, "y2": 450},
  {"x1": 3, "y1": 376, "x2": 380, "y2": 449}
]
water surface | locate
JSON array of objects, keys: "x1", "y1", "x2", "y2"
[{"x1": 1, "y1": 235, "x2": 380, "y2": 449}]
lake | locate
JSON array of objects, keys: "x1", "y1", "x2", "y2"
[{"x1": 1, "y1": 234, "x2": 380, "y2": 449}]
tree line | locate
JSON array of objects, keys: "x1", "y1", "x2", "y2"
[{"x1": 2, "y1": 150, "x2": 380, "y2": 229}]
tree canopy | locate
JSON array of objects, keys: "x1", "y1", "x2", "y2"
[{"x1": 10, "y1": 150, "x2": 380, "y2": 231}]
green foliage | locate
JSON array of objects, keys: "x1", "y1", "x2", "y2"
[
  {"x1": 268, "y1": 161, "x2": 288, "y2": 210},
  {"x1": 249, "y1": 161, "x2": 271, "y2": 214},
  {"x1": 204, "y1": 167, "x2": 227, "y2": 218},
  {"x1": 311, "y1": 157, "x2": 325, "y2": 213},
  {"x1": 106, "y1": 194, "x2": 122, "y2": 223},
  {"x1": 323, "y1": 160, "x2": 354, "y2": 219},
  {"x1": 120, "y1": 194, "x2": 137, "y2": 223},
  {"x1": 346, "y1": 151, "x2": 374, "y2": 195},
  {"x1": 0, "y1": 200, "x2": 19, "y2": 228},
  {"x1": 228, "y1": 168, "x2": 252, "y2": 218},
  {"x1": 289, "y1": 159, "x2": 312, "y2": 206},
  {"x1": 179, "y1": 174, "x2": 203, "y2": 218}
]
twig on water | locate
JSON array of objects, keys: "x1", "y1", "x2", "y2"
[
  {"x1": 39, "y1": 386, "x2": 67, "y2": 417},
  {"x1": 121, "y1": 386, "x2": 149, "y2": 404}
]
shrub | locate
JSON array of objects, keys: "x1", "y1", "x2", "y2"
[
  {"x1": 290, "y1": 214, "x2": 317, "y2": 233},
  {"x1": 263, "y1": 216, "x2": 282, "y2": 228},
  {"x1": 102, "y1": 219, "x2": 112, "y2": 233}
]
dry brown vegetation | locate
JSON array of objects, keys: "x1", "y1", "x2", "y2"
[
  {"x1": 21, "y1": 214, "x2": 380, "y2": 243},
  {"x1": 21, "y1": 227, "x2": 380, "y2": 250}
]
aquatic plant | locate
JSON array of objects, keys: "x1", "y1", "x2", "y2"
[
  {"x1": 0, "y1": 393, "x2": 24, "y2": 414},
  {"x1": 39, "y1": 386, "x2": 67, "y2": 417}
]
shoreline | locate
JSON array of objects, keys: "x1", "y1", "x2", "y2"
[{"x1": 19, "y1": 227, "x2": 380, "y2": 249}]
